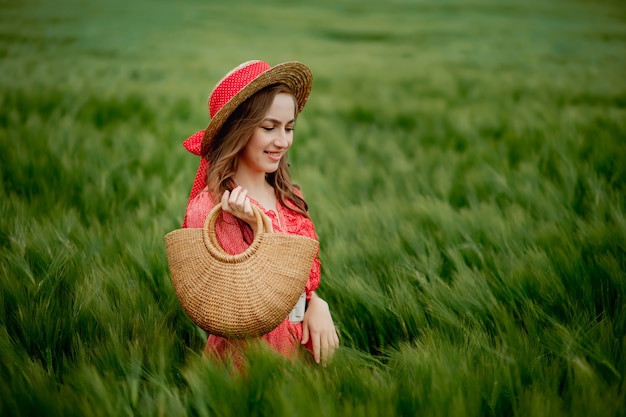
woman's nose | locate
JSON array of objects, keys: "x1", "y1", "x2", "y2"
[{"x1": 274, "y1": 129, "x2": 290, "y2": 147}]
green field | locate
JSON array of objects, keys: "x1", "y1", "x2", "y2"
[{"x1": 1, "y1": 0, "x2": 625, "y2": 415}]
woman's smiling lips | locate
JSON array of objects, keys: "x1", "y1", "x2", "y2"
[{"x1": 265, "y1": 151, "x2": 282, "y2": 161}]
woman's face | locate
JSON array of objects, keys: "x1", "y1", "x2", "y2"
[{"x1": 238, "y1": 92, "x2": 296, "y2": 175}]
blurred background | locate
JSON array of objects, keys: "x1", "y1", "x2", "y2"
[{"x1": 1, "y1": 0, "x2": 625, "y2": 416}]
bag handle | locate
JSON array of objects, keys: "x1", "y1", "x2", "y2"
[{"x1": 202, "y1": 204, "x2": 273, "y2": 263}]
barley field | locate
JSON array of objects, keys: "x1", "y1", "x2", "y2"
[{"x1": 1, "y1": 0, "x2": 625, "y2": 416}]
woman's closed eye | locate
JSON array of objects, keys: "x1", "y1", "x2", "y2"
[{"x1": 262, "y1": 126, "x2": 294, "y2": 132}]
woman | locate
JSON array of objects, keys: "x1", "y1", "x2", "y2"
[{"x1": 181, "y1": 60, "x2": 339, "y2": 365}]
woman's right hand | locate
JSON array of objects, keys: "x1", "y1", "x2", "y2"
[{"x1": 221, "y1": 186, "x2": 258, "y2": 234}]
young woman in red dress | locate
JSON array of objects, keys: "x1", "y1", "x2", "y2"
[{"x1": 181, "y1": 60, "x2": 339, "y2": 366}]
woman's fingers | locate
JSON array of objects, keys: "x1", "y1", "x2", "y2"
[
  {"x1": 317, "y1": 330, "x2": 339, "y2": 366},
  {"x1": 220, "y1": 187, "x2": 257, "y2": 231},
  {"x1": 243, "y1": 197, "x2": 253, "y2": 216},
  {"x1": 312, "y1": 333, "x2": 321, "y2": 364},
  {"x1": 221, "y1": 189, "x2": 231, "y2": 211},
  {"x1": 235, "y1": 189, "x2": 254, "y2": 216},
  {"x1": 323, "y1": 326, "x2": 339, "y2": 366},
  {"x1": 320, "y1": 334, "x2": 329, "y2": 366},
  {"x1": 302, "y1": 294, "x2": 339, "y2": 366},
  {"x1": 301, "y1": 321, "x2": 310, "y2": 345},
  {"x1": 229, "y1": 188, "x2": 240, "y2": 210},
  {"x1": 223, "y1": 187, "x2": 254, "y2": 219},
  {"x1": 307, "y1": 324, "x2": 339, "y2": 366},
  {"x1": 231, "y1": 187, "x2": 245, "y2": 206}
]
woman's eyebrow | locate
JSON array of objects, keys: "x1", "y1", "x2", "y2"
[{"x1": 263, "y1": 117, "x2": 296, "y2": 124}]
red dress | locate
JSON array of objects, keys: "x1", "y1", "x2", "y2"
[{"x1": 184, "y1": 188, "x2": 321, "y2": 362}]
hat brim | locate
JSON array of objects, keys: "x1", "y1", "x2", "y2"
[{"x1": 201, "y1": 61, "x2": 313, "y2": 151}]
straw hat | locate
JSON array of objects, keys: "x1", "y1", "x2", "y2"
[
  {"x1": 180, "y1": 60, "x2": 313, "y2": 228},
  {"x1": 201, "y1": 60, "x2": 313, "y2": 151},
  {"x1": 165, "y1": 204, "x2": 319, "y2": 338}
]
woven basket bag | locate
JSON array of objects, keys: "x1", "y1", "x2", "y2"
[{"x1": 164, "y1": 204, "x2": 319, "y2": 338}]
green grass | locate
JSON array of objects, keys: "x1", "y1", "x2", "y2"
[{"x1": 1, "y1": 0, "x2": 625, "y2": 415}]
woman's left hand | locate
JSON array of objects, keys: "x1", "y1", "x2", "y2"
[{"x1": 301, "y1": 292, "x2": 339, "y2": 366}]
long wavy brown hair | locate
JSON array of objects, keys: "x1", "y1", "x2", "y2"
[{"x1": 201, "y1": 83, "x2": 309, "y2": 217}]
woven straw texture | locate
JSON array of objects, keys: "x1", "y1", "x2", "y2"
[{"x1": 165, "y1": 204, "x2": 319, "y2": 338}]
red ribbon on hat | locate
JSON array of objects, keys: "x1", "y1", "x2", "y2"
[{"x1": 181, "y1": 130, "x2": 207, "y2": 228}]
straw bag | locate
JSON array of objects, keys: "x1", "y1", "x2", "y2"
[{"x1": 164, "y1": 204, "x2": 319, "y2": 338}]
